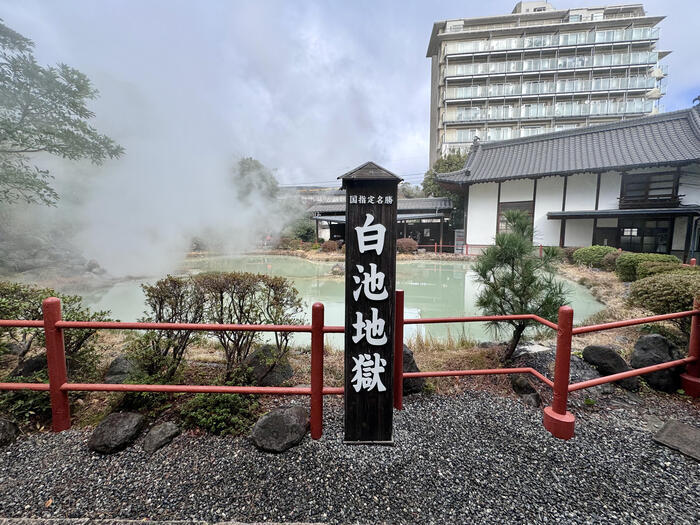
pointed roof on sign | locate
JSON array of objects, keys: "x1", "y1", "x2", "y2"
[{"x1": 338, "y1": 161, "x2": 403, "y2": 188}]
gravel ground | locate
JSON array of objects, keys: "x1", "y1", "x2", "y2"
[{"x1": 1, "y1": 391, "x2": 699, "y2": 525}]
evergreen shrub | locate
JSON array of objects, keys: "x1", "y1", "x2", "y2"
[
  {"x1": 615, "y1": 253, "x2": 680, "y2": 281},
  {"x1": 572, "y1": 245, "x2": 618, "y2": 268},
  {"x1": 397, "y1": 238, "x2": 418, "y2": 253},
  {"x1": 321, "y1": 240, "x2": 339, "y2": 252},
  {"x1": 629, "y1": 272, "x2": 700, "y2": 331}
]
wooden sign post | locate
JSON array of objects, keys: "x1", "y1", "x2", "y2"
[{"x1": 339, "y1": 162, "x2": 401, "y2": 444}]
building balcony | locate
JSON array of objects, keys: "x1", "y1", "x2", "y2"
[{"x1": 619, "y1": 195, "x2": 681, "y2": 209}]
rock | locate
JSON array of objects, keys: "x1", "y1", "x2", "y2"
[
  {"x1": 521, "y1": 392, "x2": 541, "y2": 407},
  {"x1": 582, "y1": 345, "x2": 639, "y2": 391},
  {"x1": 510, "y1": 374, "x2": 536, "y2": 395},
  {"x1": 86, "y1": 259, "x2": 106, "y2": 274},
  {"x1": 11, "y1": 353, "x2": 47, "y2": 377},
  {"x1": 630, "y1": 334, "x2": 684, "y2": 393},
  {"x1": 143, "y1": 422, "x2": 180, "y2": 453},
  {"x1": 513, "y1": 348, "x2": 614, "y2": 397},
  {"x1": 244, "y1": 345, "x2": 294, "y2": 387},
  {"x1": 0, "y1": 418, "x2": 19, "y2": 447},
  {"x1": 88, "y1": 412, "x2": 147, "y2": 454},
  {"x1": 330, "y1": 263, "x2": 345, "y2": 276},
  {"x1": 104, "y1": 355, "x2": 138, "y2": 384},
  {"x1": 402, "y1": 345, "x2": 425, "y2": 395},
  {"x1": 250, "y1": 406, "x2": 308, "y2": 453},
  {"x1": 511, "y1": 343, "x2": 552, "y2": 359}
]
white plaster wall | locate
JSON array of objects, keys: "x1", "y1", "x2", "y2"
[
  {"x1": 597, "y1": 172, "x2": 621, "y2": 210},
  {"x1": 564, "y1": 173, "x2": 597, "y2": 211},
  {"x1": 680, "y1": 173, "x2": 700, "y2": 205},
  {"x1": 533, "y1": 176, "x2": 564, "y2": 246},
  {"x1": 673, "y1": 216, "x2": 688, "y2": 251},
  {"x1": 467, "y1": 183, "x2": 499, "y2": 245},
  {"x1": 500, "y1": 179, "x2": 534, "y2": 202},
  {"x1": 565, "y1": 219, "x2": 595, "y2": 247}
]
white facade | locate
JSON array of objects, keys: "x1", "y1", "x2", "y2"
[
  {"x1": 464, "y1": 164, "x2": 700, "y2": 260},
  {"x1": 427, "y1": 2, "x2": 668, "y2": 167}
]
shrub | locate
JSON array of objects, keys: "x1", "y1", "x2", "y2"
[
  {"x1": 321, "y1": 240, "x2": 339, "y2": 252},
  {"x1": 180, "y1": 387, "x2": 259, "y2": 436},
  {"x1": 572, "y1": 245, "x2": 618, "y2": 268},
  {"x1": 0, "y1": 281, "x2": 111, "y2": 382},
  {"x1": 636, "y1": 261, "x2": 698, "y2": 280},
  {"x1": 397, "y1": 238, "x2": 418, "y2": 253},
  {"x1": 0, "y1": 372, "x2": 51, "y2": 424},
  {"x1": 601, "y1": 250, "x2": 620, "y2": 271},
  {"x1": 615, "y1": 253, "x2": 680, "y2": 281},
  {"x1": 628, "y1": 272, "x2": 700, "y2": 331},
  {"x1": 138, "y1": 275, "x2": 206, "y2": 380},
  {"x1": 287, "y1": 218, "x2": 315, "y2": 243},
  {"x1": 194, "y1": 272, "x2": 303, "y2": 381},
  {"x1": 311, "y1": 243, "x2": 320, "y2": 250},
  {"x1": 562, "y1": 247, "x2": 581, "y2": 264}
]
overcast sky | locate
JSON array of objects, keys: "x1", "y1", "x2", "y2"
[{"x1": 2, "y1": 0, "x2": 699, "y2": 187}]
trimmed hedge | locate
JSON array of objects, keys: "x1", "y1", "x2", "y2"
[
  {"x1": 636, "y1": 261, "x2": 698, "y2": 280},
  {"x1": 615, "y1": 252, "x2": 680, "y2": 281},
  {"x1": 321, "y1": 240, "x2": 339, "y2": 252},
  {"x1": 572, "y1": 245, "x2": 617, "y2": 268},
  {"x1": 629, "y1": 272, "x2": 700, "y2": 330}
]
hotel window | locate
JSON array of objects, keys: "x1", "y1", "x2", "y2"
[
  {"x1": 618, "y1": 219, "x2": 671, "y2": 253},
  {"x1": 620, "y1": 172, "x2": 679, "y2": 208}
]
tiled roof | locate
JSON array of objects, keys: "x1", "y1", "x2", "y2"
[
  {"x1": 308, "y1": 197, "x2": 452, "y2": 214},
  {"x1": 437, "y1": 107, "x2": 700, "y2": 188}
]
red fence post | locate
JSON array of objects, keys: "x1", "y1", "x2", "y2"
[
  {"x1": 43, "y1": 297, "x2": 71, "y2": 432},
  {"x1": 394, "y1": 290, "x2": 405, "y2": 410},
  {"x1": 543, "y1": 305, "x2": 575, "y2": 440},
  {"x1": 310, "y1": 302, "x2": 324, "y2": 439},
  {"x1": 681, "y1": 298, "x2": 700, "y2": 397},
  {"x1": 434, "y1": 242, "x2": 437, "y2": 254},
  {"x1": 691, "y1": 258, "x2": 697, "y2": 267},
  {"x1": 539, "y1": 244, "x2": 543, "y2": 258}
]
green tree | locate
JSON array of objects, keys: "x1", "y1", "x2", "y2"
[
  {"x1": 398, "y1": 182, "x2": 424, "y2": 198},
  {"x1": 473, "y1": 210, "x2": 568, "y2": 361},
  {"x1": 422, "y1": 152, "x2": 467, "y2": 227},
  {"x1": 232, "y1": 157, "x2": 279, "y2": 200},
  {"x1": 0, "y1": 21, "x2": 123, "y2": 205}
]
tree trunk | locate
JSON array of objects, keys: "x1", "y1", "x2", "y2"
[{"x1": 504, "y1": 323, "x2": 527, "y2": 362}]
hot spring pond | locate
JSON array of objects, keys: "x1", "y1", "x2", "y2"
[{"x1": 79, "y1": 255, "x2": 603, "y2": 345}]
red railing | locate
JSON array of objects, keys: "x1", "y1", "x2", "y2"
[{"x1": 1, "y1": 293, "x2": 699, "y2": 441}]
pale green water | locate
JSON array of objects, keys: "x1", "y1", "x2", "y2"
[{"x1": 79, "y1": 255, "x2": 603, "y2": 345}]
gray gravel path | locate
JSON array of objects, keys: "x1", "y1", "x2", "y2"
[{"x1": 1, "y1": 391, "x2": 699, "y2": 525}]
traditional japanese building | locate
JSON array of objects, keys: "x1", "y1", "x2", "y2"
[
  {"x1": 436, "y1": 106, "x2": 700, "y2": 261},
  {"x1": 308, "y1": 193, "x2": 453, "y2": 248}
]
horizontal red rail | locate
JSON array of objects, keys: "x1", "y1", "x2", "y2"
[
  {"x1": 0, "y1": 320, "x2": 44, "y2": 328},
  {"x1": 404, "y1": 366, "x2": 554, "y2": 388},
  {"x1": 60, "y1": 383, "x2": 344, "y2": 395},
  {"x1": 405, "y1": 314, "x2": 558, "y2": 330},
  {"x1": 0, "y1": 382, "x2": 51, "y2": 391},
  {"x1": 571, "y1": 309, "x2": 700, "y2": 335},
  {"x1": 568, "y1": 356, "x2": 697, "y2": 392},
  {"x1": 55, "y1": 320, "x2": 312, "y2": 333}
]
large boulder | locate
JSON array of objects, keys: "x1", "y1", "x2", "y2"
[
  {"x1": 582, "y1": 345, "x2": 639, "y2": 391},
  {"x1": 104, "y1": 355, "x2": 139, "y2": 384},
  {"x1": 0, "y1": 418, "x2": 19, "y2": 447},
  {"x1": 250, "y1": 406, "x2": 308, "y2": 453},
  {"x1": 143, "y1": 422, "x2": 180, "y2": 454},
  {"x1": 244, "y1": 345, "x2": 294, "y2": 387},
  {"x1": 630, "y1": 334, "x2": 684, "y2": 393},
  {"x1": 12, "y1": 353, "x2": 47, "y2": 377},
  {"x1": 88, "y1": 412, "x2": 147, "y2": 454},
  {"x1": 402, "y1": 345, "x2": 425, "y2": 395}
]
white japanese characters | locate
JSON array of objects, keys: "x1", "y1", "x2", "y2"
[
  {"x1": 351, "y1": 353, "x2": 387, "y2": 392},
  {"x1": 355, "y1": 214, "x2": 386, "y2": 255},
  {"x1": 350, "y1": 211, "x2": 391, "y2": 393}
]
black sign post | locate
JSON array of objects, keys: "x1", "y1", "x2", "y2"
[{"x1": 340, "y1": 162, "x2": 401, "y2": 444}]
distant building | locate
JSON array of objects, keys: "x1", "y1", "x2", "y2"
[
  {"x1": 308, "y1": 196, "x2": 453, "y2": 248},
  {"x1": 427, "y1": 1, "x2": 668, "y2": 167},
  {"x1": 436, "y1": 107, "x2": 700, "y2": 261}
]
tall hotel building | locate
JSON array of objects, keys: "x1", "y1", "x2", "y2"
[{"x1": 427, "y1": 1, "x2": 668, "y2": 166}]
